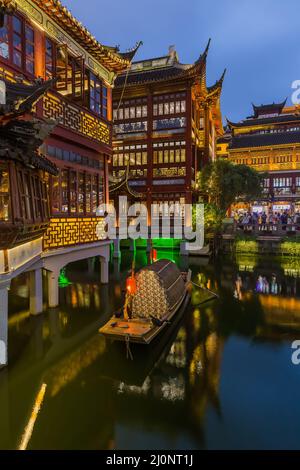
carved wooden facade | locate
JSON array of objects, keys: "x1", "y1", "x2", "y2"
[
  {"x1": 0, "y1": 0, "x2": 138, "y2": 253},
  {"x1": 111, "y1": 43, "x2": 224, "y2": 214},
  {"x1": 227, "y1": 102, "x2": 300, "y2": 212}
]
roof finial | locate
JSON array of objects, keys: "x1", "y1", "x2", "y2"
[
  {"x1": 168, "y1": 45, "x2": 176, "y2": 56},
  {"x1": 195, "y1": 38, "x2": 211, "y2": 65},
  {"x1": 220, "y1": 68, "x2": 227, "y2": 83},
  {"x1": 204, "y1": 38, "x2": 211, "y2": 56}
]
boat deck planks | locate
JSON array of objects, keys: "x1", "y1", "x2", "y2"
[{"x1": 101, "y1": 318, "x2": 152, "y2": 337}]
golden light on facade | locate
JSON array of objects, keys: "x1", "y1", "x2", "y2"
[{"x1": 43, "y1": 218, "x2": 107, "y2": 250}]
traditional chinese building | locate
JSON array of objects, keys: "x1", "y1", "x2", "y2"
[
  {"x1": 216, "y1": 127, "x2": 231, "y2": 159},
  {"x1": 111, "y1": 43, "x2": 225, "y2": 216},
  {"x1": 0, "y1": 0, "x2": 137, "y2": 366},
  {"x1": 227, "y1": 101, "x2": 300, "y2": 214}
]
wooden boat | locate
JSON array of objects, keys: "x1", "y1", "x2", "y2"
[{"x1": 99, "y1": 259, "x2": 192, "y2": 345}]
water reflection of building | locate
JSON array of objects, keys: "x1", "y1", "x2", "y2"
[
  {"x1": 226, "y1": 256, "x2": 300, "y2": 336},
  {"x1": 114, "y1": 311, "x2": 224, "y2": 445}
]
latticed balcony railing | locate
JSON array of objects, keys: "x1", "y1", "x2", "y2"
[
  {"x1": 37, "y1": 91, "x2": 111, "y2": 146},
  {"x1": 43, "y1": 217, "x2": 107, "y2": 250}
]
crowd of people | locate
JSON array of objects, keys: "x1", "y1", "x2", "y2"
[{"x1": 233, "y1": 210, "x2": 300, "y2": 227}]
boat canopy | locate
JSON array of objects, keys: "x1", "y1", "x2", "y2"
[{"x1": 132, "y1": 259, "x2": 186, "y2": 320}]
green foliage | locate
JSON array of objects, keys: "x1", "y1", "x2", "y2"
[
  {"x1": 280, "y1": 237, "x2": 300, "y2": 256},
  {"x1": 193, "y1": 203, "x2": 224, "y2": 234},
  {"x1": 197, "y1": 159, "x2": 264, "y2": 216}
]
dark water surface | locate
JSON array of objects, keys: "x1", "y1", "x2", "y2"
[{"x1": 1, "y1": 251, "x2": 300, "y2": 450}]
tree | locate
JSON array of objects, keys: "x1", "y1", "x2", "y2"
[{"x1": 196, "y1": 159, "x2": 264, "y2": 232}]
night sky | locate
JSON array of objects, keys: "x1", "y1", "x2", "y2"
[{"x1": 63, "y1": 0, "x2": 300, "y2": 122}]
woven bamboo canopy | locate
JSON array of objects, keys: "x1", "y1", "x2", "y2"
[{"x1": 132, "y1": 260, "x2": 186, "y2": 320}]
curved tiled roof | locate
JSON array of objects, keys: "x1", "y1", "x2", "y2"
[
  {"x1": 1, "y1": 0, "x2": 138, "y2": 73},
  {"x1": 252, "y1": 99, "x2": 287, "y2": 118},
  {"x1": 227, "y1": 114, "x2": 300, "y2": 128},
  {"x1": 115, "y1": 64, "x2": 192, "y2": 87},
  {"x1": 230, "y1": 131, "x2": 300, "y2": 149},
  {"x1": 115, "y1": 40, "x2": 212, "y2": 88}
]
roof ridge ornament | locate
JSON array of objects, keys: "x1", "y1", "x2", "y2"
[
  {"x1": 207, "y1": 68, "x2": 227, "y2": 95},
  {"x1": 252, "y1": 98, "x2": 287, "y2": 117},
  {"x1": 195, "y1": 38, "x2": 211, "y2": 65},
  {"x1": 118, "y1": 41, "x2": 143, "y2": 62}
]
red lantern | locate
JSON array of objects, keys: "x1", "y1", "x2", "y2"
[{"x1": 126, "y1": 276, "x2": 137, "y2": 295}]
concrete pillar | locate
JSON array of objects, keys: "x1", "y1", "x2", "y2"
[
  {"x1": 48, "y1": 270, "x2": 60, "y2": 308},
  {"x1": 113, "y1": 238, "x2": 121, "y2": 258},
  {"x1": 29, "y1": 268, "x2": 43, "y2": 315},
  {"x1": 100, "y1": 257, "x2": 109, "y2": 284},
  {"x1": 129, "y1": 239, "x2": 136, "y2": 252},
  {"x1": 0, "y1": 282, "x2": 10, "y2": 368}
]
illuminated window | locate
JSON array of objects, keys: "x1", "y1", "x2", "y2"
[
  {"x1": 10, "y1": 15, "x2": 35, "y2": 74},
  {"x1": 136, "y1": 152, "x2": 141, "y2": 165},
  {"x1": 25, "y1": 25, "x2": 34, "y2": 74},
  {"x1": 61, "y1": 170, "x2": 69, "y2": 213},
  {"x1": 0, "y1": 163, "x2": 10, "y2": 221},
  {"x1": 90, "y1": 73, "x2": 101, "y2": 115},
  {"x1": 92, "y1": 174, "x2": 98, "y2": 212},
  {"x1": 0, "y1": 15, "x2": 9, "y2": 59},
  {"x1": 86, "y1": 174, "x2": 92, "y2": 213},
  {"x1": 102, "y1": 86, "x2": 108, "y2": 119},
  {"x1": 142, "y1": 105, "x2": 147, "y2": 117},
  {"x1": 45, "y1": 37, "x2": 55, "y2": 79},
  {"x1": 78, "y1": 173, "x2": 85, "y2": 213},
  {"x1": 164, "y1": 149, "x2": 169, "y2": 163},
  {"x1": 12, "y1": 16, "x2": 22, "y2": 68},
  {"x1": 52, "y1": 174, "x2": 60, "y2": 214}
]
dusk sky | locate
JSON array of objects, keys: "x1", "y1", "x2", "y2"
[{"x1": 63, "y1": 0, "x2": 300, "y2": 122}]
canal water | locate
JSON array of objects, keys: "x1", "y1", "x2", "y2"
[{"x1": 1, "y1": 250, "x2": 300, "y2": 450}]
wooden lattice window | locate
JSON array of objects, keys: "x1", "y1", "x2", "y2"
[
  {"x1": 0, "y1": 162, "x2": 10, "y2": 221},
  {"x1": 45, "y1": 37, "x2": 56, "y2": 79}
]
